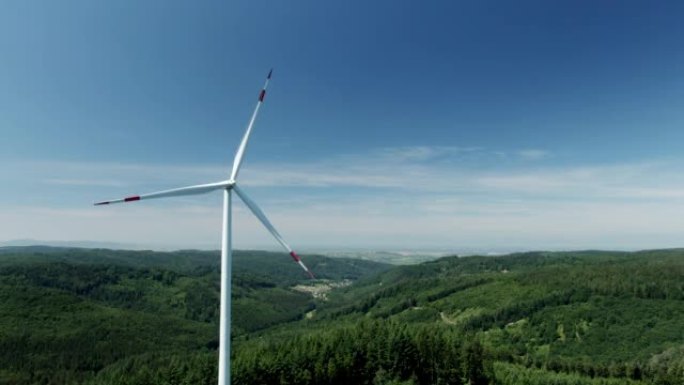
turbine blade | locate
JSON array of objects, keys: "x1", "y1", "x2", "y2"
[
  {"x1": 229, "y1": 69, "x2": 273, "y2": 182},
  {"x1": 94, "y1": 181, "x2": 230, "y2": 206},
  {"x1": 233, "y1": 185, "x2": 315, "y2": 279}
]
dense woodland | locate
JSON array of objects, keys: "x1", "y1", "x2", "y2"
[{"x1": 0, "y1": 247, "x2": 683, "y2": 384}]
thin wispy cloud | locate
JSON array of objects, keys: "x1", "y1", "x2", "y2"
[
  {"x1": 2, "y1": 147, "x2": 684, "y2": 250},
  {"x1": 6, "y1": 149, "x2": 684, "y2": 202},
  {"x1": 517, "y1": 149, "x2": 549, "y2": 160},
  {"x1": 43, "y1": 178, "x2": 126, "y2": 188},
  {"x1": 373, "y1": 146, "x2": 483, "y2": 162}
]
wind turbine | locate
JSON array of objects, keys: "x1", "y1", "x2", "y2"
[{"x1": 94, "y1": 69, "x2": 315, "y2": 385}]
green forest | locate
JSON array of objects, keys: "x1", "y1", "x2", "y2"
[{"x1": 1, "y1": 247, "x2": 683, "y2": 384}]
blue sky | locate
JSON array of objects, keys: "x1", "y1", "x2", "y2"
[{"x1": 1, "y1": 1, "x2": 683, "y2": 252}]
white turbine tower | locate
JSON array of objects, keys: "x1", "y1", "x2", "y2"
[{"x1": 94, "y1": 69, "x2": 315, "y2": 385}]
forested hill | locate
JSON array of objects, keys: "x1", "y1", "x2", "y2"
[
  {"x1": 233, "y1": 249, "x2": 684, "y2": 385},
  {"x1": 0, "y1": 246, "x2": 390, "y2": 384},
  {"x1": 0, "y1": 246, "x2": 391, "y2": 283},
  {"x1": 1, "y1": 247, "x2": 684, "y2": 384}
]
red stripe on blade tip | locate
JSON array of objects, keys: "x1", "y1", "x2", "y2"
[
  {"x1": 259, "y1": 90, "x2": 266, "y2": 101},
  {"x1": 124, "y1": 196, "x2": 141, "y2": 202},
  {"x1": 289, "y1": 251, "x2": 301, "y2": 262},
  {"x1": 94, "y1": 201, "x2": 110, "y2": 206}
]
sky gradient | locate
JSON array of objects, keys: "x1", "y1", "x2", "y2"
[{"x1": 1, "y1": 1, "x2": 683, "y2": 252}]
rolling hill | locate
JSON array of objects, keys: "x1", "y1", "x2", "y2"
[
  {"x1": 0, "y1": 246, "x2": 390, "y2": 384},
  {"x1": 1, "y1": 247, "x2": 683, "y2": 384}
]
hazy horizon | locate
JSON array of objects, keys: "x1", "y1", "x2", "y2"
[{"x1": 1, "y1": 238, "x2": 675, "y2": 257}]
